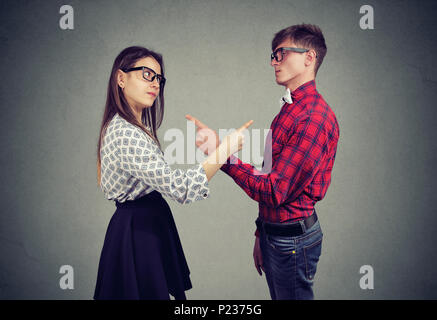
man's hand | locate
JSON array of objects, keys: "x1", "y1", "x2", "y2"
[
  {"x1": 185, "y1": 114, "x2": 220, "y2": 155},
  {"x1": 253, "y1": 236, "x2": 265, "y2": 276}
]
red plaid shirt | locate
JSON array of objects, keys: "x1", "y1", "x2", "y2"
[{"x1": 221, "y1": 80, "x2": 339, "y2": 236}]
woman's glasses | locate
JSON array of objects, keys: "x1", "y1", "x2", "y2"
[{"x1": 122, "y1": 66, "x2": 166, "y2": 86}]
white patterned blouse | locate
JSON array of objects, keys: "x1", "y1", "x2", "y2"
[{"x1": 100, "y1": 113, "x2": 210, "y2": 204}]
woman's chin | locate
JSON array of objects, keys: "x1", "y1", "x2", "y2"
[{"x1": 141, "y1": 99, "x2": 155, "y2": 108}]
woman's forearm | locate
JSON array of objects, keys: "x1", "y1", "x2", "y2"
[
  {"x1": 201, "y1": 143, "x2": 229, "y2": 181},
  {"x1": 198, "y1": 119, "x2": 252, "y2": 181}
]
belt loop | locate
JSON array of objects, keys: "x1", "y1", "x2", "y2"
[{"x1": 299, "y1": 219, "x2": 306, "y2": 233}]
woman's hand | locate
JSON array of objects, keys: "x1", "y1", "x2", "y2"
[
  {"x1": 186, "y1": 114, "x2": 253, "y2": 159},
  {"x1": 219, "y1": 120, "x2": 253, "y2": 161},
  {"x1": 185, "y1": 114, "x2": 220, "y2": 155},
  {"x1": 190, "y1": 116, "x2": 253, "y2": 181}
]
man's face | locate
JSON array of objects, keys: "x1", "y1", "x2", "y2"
[{"x1": 271, "y1": 39, "x2": 308, "y2": 87}]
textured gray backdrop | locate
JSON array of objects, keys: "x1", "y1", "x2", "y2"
[{"x1": 0, "y1": 0, "x2": 436, "y2": 299}]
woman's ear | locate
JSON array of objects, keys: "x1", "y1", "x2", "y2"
[{"x1": 116, "y1": 69, "x2": 126, "y2": 89}]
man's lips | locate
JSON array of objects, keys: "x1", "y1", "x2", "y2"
[{"x1": 275, "y1": 69, "x2": 281, "y2": 74}]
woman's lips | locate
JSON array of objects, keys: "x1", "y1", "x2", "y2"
[{"x1": 147, "y1": 92, "x2": 157, "y2": 97}]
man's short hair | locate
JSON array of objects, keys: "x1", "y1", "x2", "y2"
[{"x1": 272, "y1": 24, "x2": 327, "y2": 76}]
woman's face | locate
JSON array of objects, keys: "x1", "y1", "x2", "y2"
[{"x1": 118, "y1": 56, "x2": 162, "y2": 110}]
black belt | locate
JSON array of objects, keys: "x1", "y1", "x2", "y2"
[{"x1": 256, "y1": 212, "x2": 318, "y2": 237}]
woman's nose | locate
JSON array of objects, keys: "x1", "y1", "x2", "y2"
[{"x1": 151, "y1": 79, "x2": 159, "y2": 88}]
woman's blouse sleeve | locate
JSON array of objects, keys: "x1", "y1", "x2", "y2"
[{"x1": 113, "y1": 126, "x2": 210, "y2": 204}]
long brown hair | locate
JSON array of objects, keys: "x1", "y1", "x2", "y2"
[{"x1": 97, "y1": 46, "x2": 165, "y2": 186}]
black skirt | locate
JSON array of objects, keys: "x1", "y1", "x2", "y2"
[{"x1": 93, "y1": 191, "x2": 192, "y2": 300}]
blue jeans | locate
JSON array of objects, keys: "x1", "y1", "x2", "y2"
[{"x1": 259, "y1": 219, "x2": 323, "y2": 300}]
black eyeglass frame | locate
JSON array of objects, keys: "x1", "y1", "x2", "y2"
[
  {"x1": 271, "y1": 47, "x2": 315, "y2": 62},
  {"x1": 122, "y1": 66, "x2": 166, "y2": 86}
]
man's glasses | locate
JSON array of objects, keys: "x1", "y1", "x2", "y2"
[
  {"x1": 122, "y1": 66, "x2": 166, "y2": 86},
  {"x1": 270, "y1": 47, "x2": 310, "y2": 63}
]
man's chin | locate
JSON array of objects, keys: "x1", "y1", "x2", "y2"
[{"x1": 275, "y1": 78, "x2": 287, "y2": 86}]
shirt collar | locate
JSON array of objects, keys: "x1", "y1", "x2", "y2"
[
  {"x1": 291, "y1": 79, "x2": 317, "y2": 99},
  {"x1": 279, "y1": 80, "x2": 317, "y2": 107},
  {"x1": 279, "y1": 88, "x2": 293, "y2": 107}
]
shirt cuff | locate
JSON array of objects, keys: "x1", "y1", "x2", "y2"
[
  {"x1": 195, "y1": 164, "x2": 210, "y2": 200},
  {"x1": 220, "y1": 155, "x2": 241, "y2": 175}
]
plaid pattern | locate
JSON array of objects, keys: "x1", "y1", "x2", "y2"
[{"x1": 221, "y1": 80, "x2": 339, "y2": 236}]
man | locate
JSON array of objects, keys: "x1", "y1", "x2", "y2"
[{"x1": 187, "y1": 23, "x2": 339, "y2": 300}]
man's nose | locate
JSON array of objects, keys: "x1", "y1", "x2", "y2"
[{"x1": 271, "y1": 58, "x2": 279, "y2": 67}]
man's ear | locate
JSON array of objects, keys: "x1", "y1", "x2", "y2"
[{"x1": 305, "y1": 49, "x2": 317, "y2": 68}]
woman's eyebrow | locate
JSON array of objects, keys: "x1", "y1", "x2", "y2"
[{"x1": 137, "y1": 65, "x2": 161, "y2": 75}]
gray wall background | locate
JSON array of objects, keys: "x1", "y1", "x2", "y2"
[{"x1": 0, "y1": 0, "x2": 436, "y2": 299}]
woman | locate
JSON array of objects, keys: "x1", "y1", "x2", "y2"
[{"x1": 94, "y1": 46, "x2": 252, "y2": 300}]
